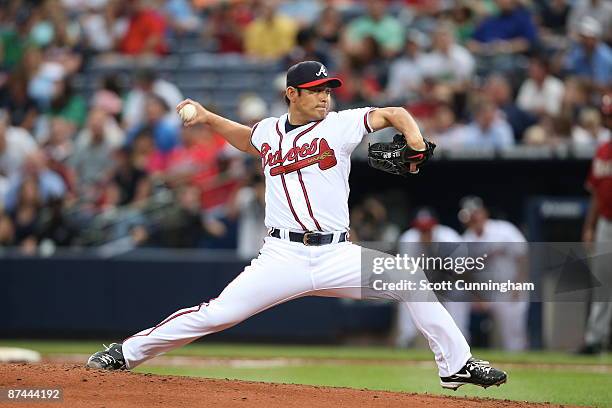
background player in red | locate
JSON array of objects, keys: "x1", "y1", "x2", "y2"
[{"x1": 579, "y1": 139, "x2": 612, "y2": 354}]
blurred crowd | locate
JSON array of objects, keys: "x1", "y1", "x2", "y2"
[{"x1": 0, "y1": 0, "x2": 611, "y2": 253}]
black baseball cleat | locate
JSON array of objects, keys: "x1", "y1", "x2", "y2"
[
  {"x1": 575, "y1": 343, "x2": 603, "y2": 355},
  {"x1": 440, "y1": 357, "x2": 507, "y2": 390},
  {"x1": 86, "y1": 343, "x2": 126, "y2": 370}
]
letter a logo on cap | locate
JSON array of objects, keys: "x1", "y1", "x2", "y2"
[{"x1": 316, "y1": 66, "x2": 327, "y2": 77}]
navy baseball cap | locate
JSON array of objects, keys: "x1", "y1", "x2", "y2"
[{"x1": 286, "y1": 61, "x2": 343, "y2": 89}]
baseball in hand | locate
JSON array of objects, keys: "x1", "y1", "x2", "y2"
[{"x1": 179, "y1": 103, "x2": 197, "y2": 122}]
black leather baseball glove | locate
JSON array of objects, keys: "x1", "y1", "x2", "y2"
[{"x1": 367, "y1": 134, "x2": 436, "y2": 176}]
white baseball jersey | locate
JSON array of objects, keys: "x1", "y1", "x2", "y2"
[
  {"x1": 399, "y1": 225, "x2": 463, "y2": 244},
  {"x1": 463, "y1": 219, "x2": 527, "y2": 280},
  {"x1": 250, "y1": 108, "x2": 376, "y2": 232}
]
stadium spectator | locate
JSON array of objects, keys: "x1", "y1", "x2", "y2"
[
  {"x1": 468, "y1": 0, "x2": 538, "y2": 56},
  {"x1": 122, "y1": 69, "x2": 183, "y2": 130},
  {"x1": 77, "y1": 0, "x2": 123, "y2": 54},
  {"x1": 403, "y1": 78, "x2": 448, "y2": 123},
  {"x1": 148, "y1": 123, "x2": 220, "y2": 192},
  {"x1": 563, "y1": 16, "x2": 612, "y2": 91},
  {"x1": 385, "y1": 30, "x2": 426, "y2": 103},
  {"x1": 0, "y1": 71, "x2": 39, "y2": 131},
  {"x1": 69, "y1": 107, "x2": 117, "y2": 199},
  {"x1": 163, "y1": 0, "x2": 201, "y2": 36},
  {"x1": 42, "y1": 0, "x2": 83, "y2": 55},
  {"x1": 147, "y1": 184, "x2": 224, "y2": 248},
  {"x1": 35, "y1": 196, "x2": 77, "y2": 248},
  {"x1": 458, "y1": 100, "x2": 515, "y2": 149},
  {"x1": 47, "y1": 75, "x2": 88, "y2": 131},
  {"x1": 468, "y1": 0, "x2": 538, "y2": 74},
  {"x1": 126, "y1": 94, "x2": 180, "y2": 154},
  {"x1": 483, "y1": 75, "x2": 537, "y2": 141},
  {"x1": 284, "y1": 27, "x2": 332, "y2": 70},
  {"x1": 428, "y1": 104, "x2": 466, "y2": 149},
  {"x1": 571, "y1": 107, "x2": 611, "y2": 149},
  {"x1": 345, "y1": 0, "x2": 405, "y2": 57},
  {"x1": 75, "y1": 103, "x2": 124, "y2": 149},
  {"x1": 131, "y1": 127, "x2": 157, "y2": 172},
  {"x1": 0, "y1": 212, "x2": 14, "y2": 245},
  {"x1": 105, "y1": 146, "x2": 150, "y2": 208},
  {"x1": 333, "y1": 57, "x2": 374, "y2": 108},
  {"x1": 3, "y1": 150, "x2": 66, "y2": 213},
  {"x1": 0, "y1": 110, "x2": 38, "y2": 180},
  {"x1": 419, "y1": 23, "x2": 475, "y2": 87},
  {"x1": 516, "y1": 55, "x2": 565, "y2": 118},
  {"x1": 567, "y1": 0, "x2": 612, "y2": 41},
  {"x1": 278, "y1": 0, "x2": 321, "y2": 26},
  {"x1": 559, "y1": 76, "x2": 591, "y2": 125},
  {"x1": 449, "y1": 2, "x2": 477, "y2": 45},
  {"x1": 43, "y1": 117, "x2": 77, "y2": 195},
  {"x1": 534, "y1": 0, "x2": 570, "y2": 50},
  {"x1": 0, "y1": 7, "x2": 35, "y2": 70},
  {"x1": 118, "y1": 0, "x2": 168, "y2": 56},
  {"x1": 237, "y1": 94, "x2": 268, "y2": 128},
  {"x1": 315, "y1": 5, "x2": 342, "y2": 47},
  {"x1": 243, "y1": 1, "x2": 298, "y2": 60},
  {"x1": 28, "y1": 60, "x2": 66, "y2": 110},
  {"x1": 228, "y1": 172, "x2": 266, "y2": 259},
  {"x1": 91, "y1": 75, "x2": 124, "y2": 123},
  {"x1": 7, "y1": 176, "x2": 43, "y2": 253},
  {"x1": 0, "y1": 178, "x2": 8, "y2": 210},
  {"x1": 205, "y1": 1, "x2": 254, "y2": 54}
]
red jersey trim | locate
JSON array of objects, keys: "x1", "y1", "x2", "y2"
[
  {"x1": 293, "y1": 121, "x2": 324, "y2": 231},
  {"x1": 364, "y1": 108, "x2": 376, "y2": 133},
  {"x1": 275, "y1": 120, "x2": 308, "y2": 231},
  {"x1": 250, "y1": 121, "x2": 261, "y2": 153}
]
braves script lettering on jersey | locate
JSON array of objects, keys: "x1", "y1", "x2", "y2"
[
  {"x1": 252, "y1": 108, "x2": 373, "y2": 231},
  {"x1": 119, "y1": 107, "x2": 472, "y2": 379}
]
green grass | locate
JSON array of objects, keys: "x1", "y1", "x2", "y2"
[
  {"x1": 1, "y1": 340, "x2": 611, "y2": 365},
  {"x1": 137, "y1": 364, "x2": 611, "y2": 407},
  {"x1": 1, "y1": 340, "x2": 611, "y2": 407}
]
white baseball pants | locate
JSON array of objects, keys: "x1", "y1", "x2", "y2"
[{"x1": 122, "y1": 237, "x2": 471, "y2": 377}]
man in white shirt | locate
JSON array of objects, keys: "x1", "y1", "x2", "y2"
[
  {"x1": 516, "y1": 56, "x2": 565, "y2": 117},
  {"x1": 460, "y1": 196, "x2": 529, "y2": 351},
  {"x1": 418, "y1": 24, "x2": 475, "y2": 88},
  {"x1": 0, "y1": 110, "x2": 38, "y2": 180},
  {"x1": 385, "y1": 30, "x2": 426, "y2": 102},
  {"x1": 122, "y1": 70, "x2": 184, "y2": 130}
]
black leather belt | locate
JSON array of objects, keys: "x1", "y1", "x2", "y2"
[{"x1": 269, "y1": 228, "x2": 348, "y2": 246}]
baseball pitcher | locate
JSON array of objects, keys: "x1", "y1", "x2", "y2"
[{"x1": 87, "y1": 61, "x2": 507, "y2": 390}]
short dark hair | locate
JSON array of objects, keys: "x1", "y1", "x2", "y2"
[{"x1": 284, "y1": 88, "x2": 302, "y2": 105}]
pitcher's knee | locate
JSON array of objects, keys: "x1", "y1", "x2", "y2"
[{"x1": 201, "y1": 305, "x2": 246, "y2": 332}]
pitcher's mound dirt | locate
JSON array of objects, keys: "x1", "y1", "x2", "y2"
[{"x1": 0, "y1": 363, "x2": 567, "y2": 408}]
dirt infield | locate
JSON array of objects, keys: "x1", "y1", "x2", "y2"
[{"x1": 0, "y1": 363, "x2": 570, "y2": 408}]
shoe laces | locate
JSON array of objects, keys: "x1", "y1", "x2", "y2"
[
  {"x1": 467, "y1": 360, "x2": 493, "y2": 375},
  {"x1": 98, "y1": 353, "x2": 117, "y2": 366}
]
